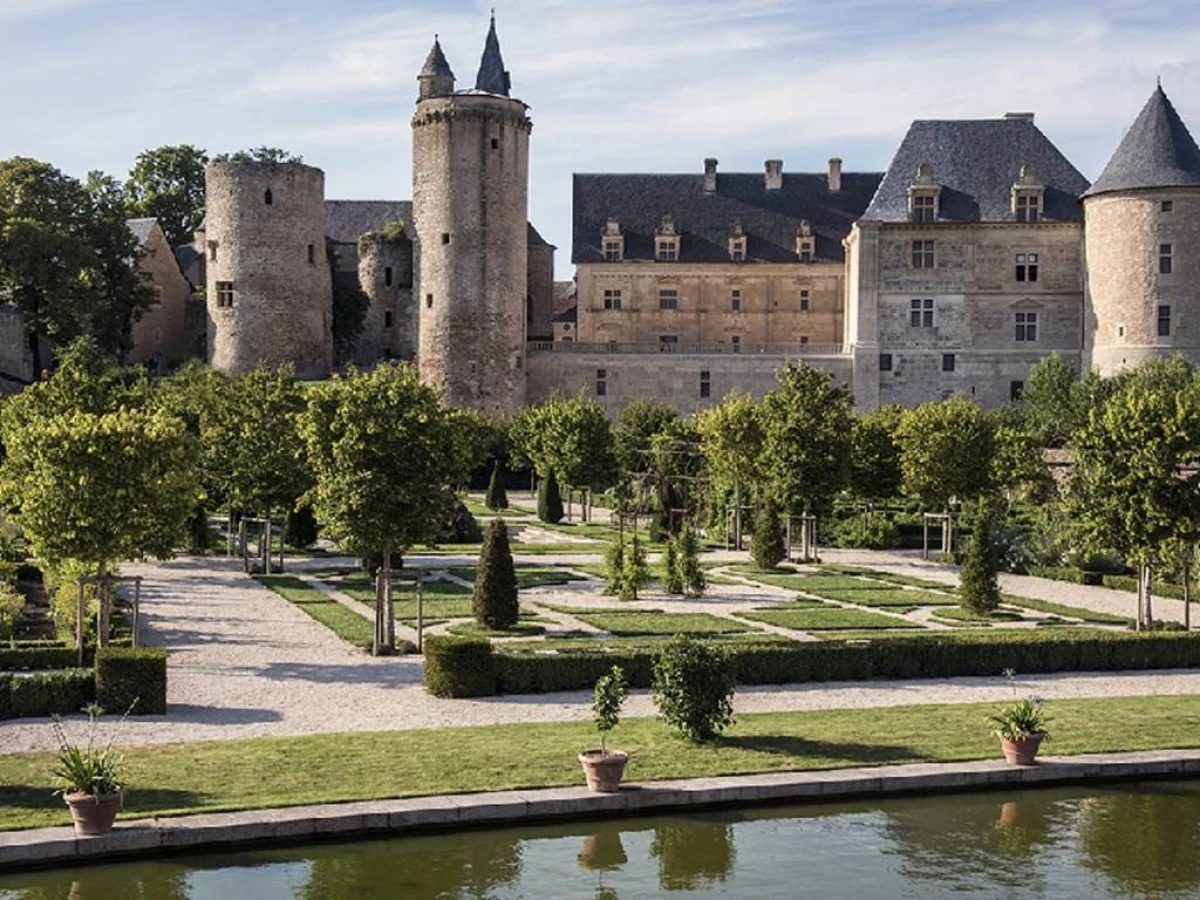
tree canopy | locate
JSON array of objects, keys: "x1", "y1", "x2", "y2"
[
  {"x1": 510, "y1": 394, "x2": 617, "y2": 491},
  {"x1": 896, "y1": 395, "x2": 994, "y2": 509},
  {"x1": 124, "y1": 144, "x2": 209, "y2": 247}
]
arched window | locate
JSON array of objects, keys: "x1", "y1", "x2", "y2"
[{"x1": 264, "y1": 189, "x2": 273, "y2": 206}]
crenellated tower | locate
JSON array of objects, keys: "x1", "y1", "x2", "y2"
[{"x1": 412, "y1": 19, "x2": 531, "y2": 416}]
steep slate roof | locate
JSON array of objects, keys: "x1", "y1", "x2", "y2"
[
  {"x1": 572, "y1": 170, "x2": 882, "y2": 265},
  {"x1": 552, "y1": 306, "x2": 577, "y2": 323},
  {"x1": 527, "y1": 222, "x2": 554, "y2": 247},
  {"x1": 324, "y1": 200, "x2": 412, "y2": 244},
  {"x1": 474, "y1": 15, "x2": 511, "y2": 96},
  {"x1": 861, "y1": 118, "x2": 1089, "y2": 222},
  {"x1": 126, "y1": 217, "x2": 158, "y2": 246},
  {"x1": 1085, "y1": 86, "x2": 1200, "y2": 197},
  {"x1": 420, "y1": 37, "x2": 454, "y2": 79}
]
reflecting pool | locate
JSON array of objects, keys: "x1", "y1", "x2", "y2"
[{"x1": 3, "y1": 779, "x2": 1200, "y2": 898}]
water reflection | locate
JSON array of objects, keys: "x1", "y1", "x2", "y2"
[{"x1": 649, "y1": 815, "x2": 735, "y2": 891}]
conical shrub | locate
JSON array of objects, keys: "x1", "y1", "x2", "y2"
[
  {"x1": 677, "y1": 527, "x2": 707, "y2": 597},
  {"x1": 662, "y1": 535, "x2": 684, "y2": 594},
  {"x1": 751, "y1": 498, "x2": 785, "y2": 569},
  {"x1": 485, "y1": 460, "x2": 509, "y2": 511},
  {"x1": 473, "y1": 518, "x2": 519, "y2": 629},
  {"x1": 538, "y1": 468, "x2": 564, "y2": 524},
  {"x1": 959, "y1": 500, "x2": 1001, "y2": 614}
]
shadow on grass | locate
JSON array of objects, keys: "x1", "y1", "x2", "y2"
[
  {"x1": 721, "y1": 735, "x2": 932, "y2": 765},
  {"x1": 0, "y1": 785, "x2": 206, "y2": 816}
]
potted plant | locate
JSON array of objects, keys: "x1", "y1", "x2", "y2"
[
  {"x1": 52, "y1": 705, "x2": 127, "y2": 835},
  {"x1": 988, "y1": 673, "x2": 1050, "y2": 765},
  {"x1": 579, "y1": 665, "x2": 629, "y2": 792}
]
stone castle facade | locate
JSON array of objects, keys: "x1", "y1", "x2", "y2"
[{"x1": 18, "y1": 19, "x2": 1194, "y2": 419}]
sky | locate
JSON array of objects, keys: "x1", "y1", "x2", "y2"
[{"x1": 2, "y1": 0, "x2": 1199, "y2": 278}]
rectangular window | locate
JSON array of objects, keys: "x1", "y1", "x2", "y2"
[
  {"x1": 1158, "y1": 304, "x2": 1172, "y2": 337},
  {"x1": 215, "y1": 281, "x2": 234, "y2": 309},
  {"x1": 912, "y1": 240, "x2": 935, "y2": 269},
  {"x1": 799, "y1": 336, "x2": 809, "y2": 346},
  {"x1": 731, "y1": 241, "x2": 746, "y2": 262},
  {"x1": 596, "y1": 368, "x2": 607, "y2": 397},
  {"x1": 209, "y1": 241, "x2": 218, "y2": 263},
  {"x1": 879, "y1": 353, "x2": 893, "y2": 372},
  {"x1": 603, "y1": 240, "x2": 622, "y2": 262},
  {"x1": 912, "y1": 194, "x2": 936, "y2": 222},
  {"x1": 385, "y1": 267, "x2": 393, "y2": 287},
  {"x1": 730, "y1": 289, "x2": 741, "y2": 312},
  {"x1": 384, "y1": 310, "x2": 393, "y2": 328},
  {"x1": 942, "y1": 353, "x2": 956, "y2": 373},
  {"x1": 1162, "y1": 200, "x2": 1174, "y2": 213},
  {"x1": 1160, "y1": 243, "x2": 1173, "y2": 275},
  {"x1": 799, "y1": 289, "x2": 810, "y2": 311},
  {"x1": 910, "y1": 298, "x2": 934, "y2": 328},
  {"x1": 699, "y1": 370, "x2": 711, "y2": 399},
  {"x1": 656, "y1": 240, "x2": 678, "y2": 262},
  {"x1": 603, "y1": 289, "x2": 622, "y2": 311},
  {"x1": 491, "y1": 138, "x2": 499, "y2": 150},
  {"x1": 1015, "y1": 194, "x2": 1041, "y2": 223},
  {"x1": 731, "y1": 335, "x2": 741, "y2": 353},
  {"x1": 441, "y1": 233, "x2": 451, "y2": 245},
  {"x1": 426, "y1": 293, "x2": 433, "y2": 309},
  {"x1": 1015, "y1": 252, "x2": 1040, "y2": 282},
  {"x1": 1015, "y1": 311, "x2": 1038, "y2": 342},
  {"x1": 659, "y1": 335, "x2": 678, "y2": 352},
  {"x1": 658, "y1": 289, "x2": 678, "y2": 311},
  {"x1": 800, "y1": 250, "x2": 813, "y2": 263},
  {"x1": 1010, "y1": 380, "x2": 1024, "y2": 401}
]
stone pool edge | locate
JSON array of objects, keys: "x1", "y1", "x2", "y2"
[{"x1": 4, "y1": 748, "x2": 1199, "y2": 871}]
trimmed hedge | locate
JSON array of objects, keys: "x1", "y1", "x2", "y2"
[
  {"x1": 423, "y1": 636, "x2": 497, "y2": 698},
  {"x1": 482, "y1": 630, "x2": 1200, "y2": 696},
  {"x1": 0, "y1": 668, "x2": 94, "y2": 719},
  {"x1": 95, "y1": 647, "x2": 167, "y2": 715},
  {"x1": 1027, "y1": 566, "x2": 1105, "y2": 586},
  {"x1": 0, "y1": 645, "x2": 81, "y2": 672}
]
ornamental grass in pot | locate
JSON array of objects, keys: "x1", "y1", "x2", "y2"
[
  {"x1": 579, "y1": 666, "x2": 629, "y2": 792},
  {"x1": 52, "y1": 704, "x2": 128, "y2": 835},
  {"x1": 988, "y1": 671, "x2": 1051, "y2": 766}
]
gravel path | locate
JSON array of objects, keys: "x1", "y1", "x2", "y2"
[{"x1": 2, "y1": 554, "x2": 1199, "y2": 754}]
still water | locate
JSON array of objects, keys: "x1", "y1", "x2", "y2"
[{"x1": 3, "y1": 780, "x2": 1200, "y2": 899}]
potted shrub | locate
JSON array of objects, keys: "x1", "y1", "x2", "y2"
[
  {"x1": 989, "y1": 677, "x2": 1050, "y2": 766},
  {"x1": 52, "y1": 705, "x2": 126, "y2": 835},
  {"x1": 579, "y1": 666, "x2": 629, "y2": 792}
]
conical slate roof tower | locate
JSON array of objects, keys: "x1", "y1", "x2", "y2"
[
  {"x1": 1085, "y1": 84, "x2": 1200, "y2": 196},
  {"x1": 474, "y1": 14, "x2": 511, "y2": 96}
]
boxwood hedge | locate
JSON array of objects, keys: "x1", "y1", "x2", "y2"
[
  {"x1": 95, "y1": 647, "x2": 167, "y2": 715},
  {"x1": 0, "y1": 668, "x2": 94, "y2": 719},
  {"x1": 423, "y1": 636, "x2": 497, "y2": 698}
]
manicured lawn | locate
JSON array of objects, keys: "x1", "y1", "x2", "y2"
[
  {"x1": 554, "y1": 562, "x2": 607, "y2": 579},
  {"x1": 5, "y1": 694, "x2": 1200, "y2": 831},
  {"x1": 254, "y1": 576, "x2": 372, "y2": 648},
  {"x1": 818, "y1": 566, "x2": 955, "y2": 592},
  {"x1": 728, "y1": 568, "x2": 890, "y2": 594},
  {"x1": 540, "y1": 604, "x2": 665, "y2": 615},
  {"x1": 440, "y1": 566, "x2": 587, "y2": 589},
  {"x1": 814, "y1": 626, "x2": 1111, "y2": 643},
  {"x1": 738, "y1": 608, "x2": 920, "y2": 631},
  {"x1": 932, "y1": 606, "x2": 1025, "y2": 624},
  {"x1": 812, "y1": 587, "x2": 958, "y2": 608},
  {"x1": 750, "y1": 598, "x2": 829, "y2": 609},
  {"x1": 445, "y1": 620, "x2": 547, "y2": 638},
  {"x1": 335, "y1": 577, "x2": 475, "y2": 621},
  {"x1": 566, "y1": 611, "x2": 755, "y2": 637},
  {"x1": 1002, "y1": 594, "x2": 1130, "y2": 625}
]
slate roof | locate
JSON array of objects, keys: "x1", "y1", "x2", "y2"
[
  {"x1": 420, "y1": 38, "x2": 454, "y2": 79},
  {"x1": 1085, "y1": 86, "x2": 1200, "y2": 197},
  {"x1": 474, "y1": 15, "x2": 511, "y2": 96},
  {"x1": 527, "y1": 222, "x2": 553, "y2": 247},
  {"x1": 324, "y1": 201, "x2": 412, "y2": 244},
  {"x1": 126, "y1": 217, "x2": 158, "y2": 246},
  {"x1": 861, "y1": 118, "x2": 1090, "y2": 223},
  {"x1": 572, "y1": 171, "x2": 882, "y2": 265},
  {"x1": 552, "y1": 306, "x2": 577, "y2": 323}
]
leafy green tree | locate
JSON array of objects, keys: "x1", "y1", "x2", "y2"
[
  {"x1": 759, "y1": 363, "x2": 853, "y2": 518},
  {"x1": 896, "y1": 396, "x2": 994, "y2": 511},
  {"x1": 124, "y1": 144, "x2": 209, "y2": 247},
  {"x1": 676, "y1": 527, "x2": 706, "y2": 597},
  {"x1": 473, "y1": 518, "x2": 519, "y2": 630},
  {"x1": 603, "y1": 535, "x2": 626, "y2": 596},
  {"x1": 959, "y1": 499, "x2": 1001, "y2": 614},
  {"x1": 445, "y1": 407, "x2": 505, "y2": 489},
  {"x1": 1022, "y1": 353, "x2": 1108, "y2": 448},
  {"x1": 662, "y1": 535, "x2": 683, "y2": 594},
  {"x1": 622, "y1": 533, "x2": 649, "y2": 601},
  {"x1": 299, "y1": 363, "x2": 461, "y2": 650},
  {"x1": 695, "y1": 392, "x2": 764, "y2": 549},
  {"x1": 0, "y1": 407, "x2": 199, "y2": 645},
  {"x1": 652, "y1": 636, "x2": 735, "y2": 743},
  {"x1": 511, "y1": 393, "x2": 617, "y2": 495},
  {"x1": 751, "y1": 497, "x2": 785, "y2": 569},
  {"x1": 213, "y1": 147, "x2": 303, "y2": 165},
  {"x1": 537, "y1": 467, "x2": 564, "y2": 524},
  {"x1": 614, "y1": 398, "x2": 678, "y2": 475},
  {"x1": 485, "y1": 460, "x2": 509, "y2": 510},
  {"x1": 848, "y1": 405, "x2": 904, "y2": 505},
  {"x1": 988, "y1": 405, "x2": 1050, "y2": 499}
]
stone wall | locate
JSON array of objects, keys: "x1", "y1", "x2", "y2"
[
  {"x1": 527, "y1": 240, "x2": 555, "y2": 340},
  {"x1": 205, "y1": 160, "x2": 332, "y2": 379},
  {"x1": 1084, "y1": 188, "x2": 1200, "y2": 375},
  {"x1": 526, "y1": 346, "x2": 852, "y2": 416},
  {"x1": 129, "y1": 221, "x2": 195, "y2": 366},
  {"x1": 413, "y1": 93, "x2": 530, "y2": 416},
  {"x1": 357, "y1": 236, "x2": 416, "y2": 363}
]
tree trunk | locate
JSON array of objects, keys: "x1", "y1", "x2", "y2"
[
  {"x1": 733, "y1": 483, "x2": 742, "y2": 552},
  {"x1": 383, "y1": 549, "x2": 395, "y2": 652},
  {"x1": 261, "y1": 512, "x2": 272, "y2": 575},
  {"x1": 1135, "y1": 565, "x2": 1144, "y2": 631},
  {"x1": 76, "y1": 580, "x2": 86, "y2": 666},
  {"x1": 97, "y1": 562, "x2": 110, "y2": 649},
  {"x1": 1186, "y1": 546, "x2": 1193, "y2": 632},
  {"x1": 1145, "y1": 564, "x2": 1154, "y2": 626}
]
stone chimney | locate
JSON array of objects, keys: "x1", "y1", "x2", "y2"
[
  {"x1": 828, "y1": 157, "x2": 842, "y2": 192},
  {"x1": 703, "y1": 158, "x2": 718, "y2": 193},
  {"x1": 765, "y1": 159, "x2": 783, "y2": 191}
]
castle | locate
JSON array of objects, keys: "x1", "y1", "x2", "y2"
[{"x1": 14, "y1": 18, "x2": 1196, "y2": 417}]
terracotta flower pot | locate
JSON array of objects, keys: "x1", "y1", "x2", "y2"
[
  {"x1": 63, "y1": 789, "x2": 123, "y2": 836},
  {"x1": 1000, "y1": 733, "x2": 1044, "y2": 766},
  {"x1": 579, "y1": 750, "x2": 628, "y2": 792}
]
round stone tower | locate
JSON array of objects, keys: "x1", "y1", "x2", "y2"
[
  {"x1": 205, "y1": 159, "x2": 332, "y2": 379},
  {"x1": 356, "y1": 231, "x2": 415, "y2": 364},
  {"x1": 1084, "y1": 85, "x2": 1200, "y2": 376},
  {"x1": 412, "y1": 21, "x2": 531, "y2": 416}
]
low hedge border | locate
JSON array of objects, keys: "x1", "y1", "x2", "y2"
[
  {"x1": 95, "y1": 647, "x2": 167, "y2": 715},
  {"x1": 0, "y1": 668, "x2": 94, "y2": 719},
  {"x1": 421, "y1": 630, "x2": 1200, "y2": 697},
  {"x1": 0, "y1": 638, "x2": 132, "y2": 673}
]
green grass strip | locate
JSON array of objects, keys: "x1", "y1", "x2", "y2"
[
  {"x1": 932, "y1": 607, "x2": 1025, "y2": 624},
  {"x1": 5, "y1": 694, "x2": 1200, "y2": 831},
  {"x1": 739, "y1": 608, "x2": 921, "y2": 631},
  {"x1": 255, "y1": 576, "x2": 373, "y2": 648},
  {"x1": 817, "y1": 565, "x2": 955, "y2": 592},
  {"x1": 569, "y1": 611, "x2": 756, "y2": 637},
  {"x1": 812, "y1": 587, "x2": 958, "y2": 608},
  {"x1": 1002, "y1": 594, "x2": 1129, "y2": 625}
]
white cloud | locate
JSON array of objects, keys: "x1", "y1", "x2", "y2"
[{"x1": 0, "y1": 0, "x2": 93, "y2": 17}]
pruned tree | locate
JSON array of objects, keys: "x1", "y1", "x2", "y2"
[
  {"x1": 959, "y1": 499, "x2": 1001, "y2": 614},
  {"x1": 695, "y1": 391, "x2": 764, "y2": 550},
  {"x1": 124, "y1": 144, "x2": 209, "y2": 247},
  {"x1": 473, "y1": 518, "x2": 519, "y2": 630},
  {"x1": 614, "y1": 398, "x2": 678, "y2": 476},
  {"x1": 511, "y1": 393, "x2": 617, "y2": 517}
]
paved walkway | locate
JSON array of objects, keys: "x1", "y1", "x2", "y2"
[{"x1": 2, "y1": 551, "x2": 1194, "y2": 755}]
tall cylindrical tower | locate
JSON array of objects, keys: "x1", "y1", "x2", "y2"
[
  {"x1": 356, "y1": 232, "x2": 415, "y2": 364},
  {"x1": 412, "y1": 23, "x2": 531, "y2": 416},
  {"x1": 1084, "y1": 85, "x2": 1200, "y2": 376},
  {"x1": 205, "y1": 160, "x2": 332, "y2": 378}
]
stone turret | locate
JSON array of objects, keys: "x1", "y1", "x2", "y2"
[
  {"x1": 204, "y1": 159, "x2": 332, "y2": 378},
  {"x1": 418, "y1": 36, "x2": 455, "y2": 100},
  {"x1": 412, "y1": 16, "x2": 531, "y2": 416},
  {"x1": 1084, "y1": 84, "x2": 1200, "y2": 375}
]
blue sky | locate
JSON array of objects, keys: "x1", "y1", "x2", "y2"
[{"x1": 2, "y1": 0, "x2": 1198, "y2": 277}]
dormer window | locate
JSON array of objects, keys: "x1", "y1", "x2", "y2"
[
  {"x1": 601, "y1": 217, "x2": 624, "y2": 262},
  {"x1": 729, "y1": 221, "x2": 747, "y2": 263},
  {"x1": 908, "y1": 163, "x2": 941, "y2": 222},
  {"x1": 656, "y1": 215, "x2": 680, "y2": 262},
  {"x1": 1012, "y1": 163, "x2": 1044, "y2": 223},
  {"x1": 795, "y1": 220, "x2": 815, "y2": 263}
]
